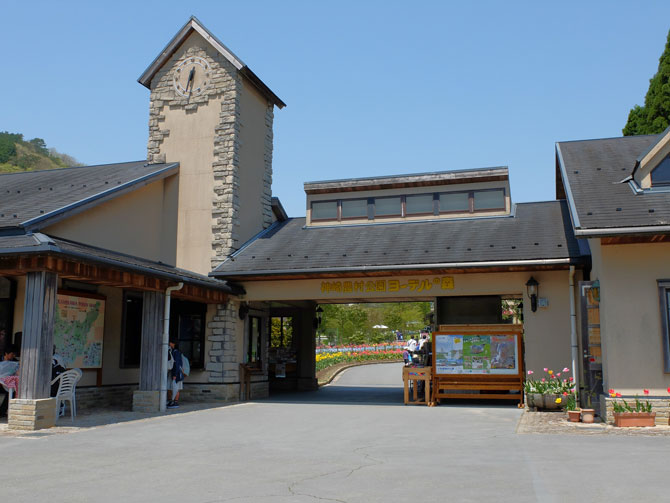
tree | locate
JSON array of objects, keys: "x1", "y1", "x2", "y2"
[
  {"x1": 28, "y1": 138, "x2": 48, "y2": 156},
  {"x1": 0, "y1": 136, "x2": 16, "y2": 163},
  {"x1": 623, "y1": 29, "x2": 670, "y2": 135}
]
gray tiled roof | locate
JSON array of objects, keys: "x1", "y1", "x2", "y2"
[
  {"x1": 0, "y1": 233, "x2": 238, "y2": 293},
  {"x1": 0, "y1": 161, "x2": 178, "y2": 230},
  {"x1": 557, "y1": 135, "x2": 670, "y2": 233},
  {"x1": 212, "y1": 201, "x2": 583, "y2": 278}
]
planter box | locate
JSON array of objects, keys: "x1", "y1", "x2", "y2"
[
  {"x1": 613, "y1": 412, "x2": 656, "y2": 427},
  {"x1": 567, "y1": 410, "x2": 581, "y2": 422}
]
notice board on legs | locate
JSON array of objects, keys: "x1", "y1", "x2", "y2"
[{"x1": 432, "y1": 324, "x2": 523, "y2": 404}]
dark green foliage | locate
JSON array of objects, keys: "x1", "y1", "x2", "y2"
[
  {"x1": 0, "y1": 135, "x2": 17, "y2": 163},
  {"x1": 28, "y1": 137, "x2": 48, "y2": 155},
  {"x1": 623, "y1": 30, "x2": 670, "y2": 135}
]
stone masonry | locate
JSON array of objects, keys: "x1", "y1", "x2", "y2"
[
  {"x1": 146, "y1": 34, "x2": 276, "y2": 394},
  {"x1": 8, "y1": 398, "x2": 57, "y2": 431},
  {"x1": 206, "y1": 301, "x2": 240, "y2": 386},
  {"x1": 601, "y1": 395, "x2": 670, "y2": 425}
]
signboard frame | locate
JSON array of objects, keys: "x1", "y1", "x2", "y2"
[{"x1": 432, "y1": 324, "x2": 524, "y2": 405}]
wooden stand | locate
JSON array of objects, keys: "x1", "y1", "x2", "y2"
[
  {"x1": 239, "y1": 364, "x2": 264, "y2": 401},
  {"x1": 432, "y1": 325, "x2": 523, "y2": 406},
  {"x1": 403, "y1": 366, "x2": 432, "y2": 405}
]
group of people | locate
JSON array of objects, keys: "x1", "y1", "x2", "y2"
[{"x1": 402, "y1": 332, "x2": 431, "y2": 366}]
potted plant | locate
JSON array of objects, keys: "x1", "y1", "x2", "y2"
[
  {"x1": 524, "y1": 371, "x2": 544, "y2": 409},
  {"x1": 524, "y1": 367, "x2": 575, "y2": 410},
  {"x1": 609, "y1": 389, "x2": 656, "y2": 427},
  {"x1": 564, "y1": 393, "x2": 580, "y2": 422}
]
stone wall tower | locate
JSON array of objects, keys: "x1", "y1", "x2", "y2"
[{"x1": 138, "y1": 17, "x2": 285, "y2": 275}]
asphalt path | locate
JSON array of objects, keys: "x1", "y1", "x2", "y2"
[{"x1": 1, "y1": 362, "x2": 668, "y2": 502}]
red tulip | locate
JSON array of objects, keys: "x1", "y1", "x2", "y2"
[
  {"x1": 643, "y1": 389, "x2": 649, "y2": 395},
  {"x1": 616, "y1": 393, "x2": 622, "y2": 398},
  {"x1": 608, "y1": 389, "x2": 614, "y2": 394}
]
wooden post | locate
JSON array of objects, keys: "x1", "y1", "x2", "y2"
[
  {"x1": 139, "y1": 291, "x2": 165, "y2": 391},
  {"x1": 19, "y1": 271, "x2": 57, "y2": 399}
]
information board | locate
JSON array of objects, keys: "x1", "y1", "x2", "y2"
[
  {"x1": 53, "y1": 292, "x2": 106, "y2": 368},
  {"x1": 434, "y1": 333, "x2": 519, "y2": 375}
]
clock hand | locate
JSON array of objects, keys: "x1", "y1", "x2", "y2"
[{"x1": 186, "y1": 67, "x2": 195, "y2": 95}]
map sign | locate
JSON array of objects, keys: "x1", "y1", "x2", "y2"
[
  {"x1": 434, "y1": 334, "x2": 517, "y2": 375},
  {"x1": 53, "y1": 293, "x2": 105, "y2": 368}
]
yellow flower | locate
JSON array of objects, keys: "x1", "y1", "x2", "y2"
[
  {"x1": 555, "y1": 397, "x2": 562, "y2": 404},
  {"x1": 548, "y1": 370, "x2": 553, "y2": 375}
]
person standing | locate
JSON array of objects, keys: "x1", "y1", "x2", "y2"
[{"x1": 167, "y1": 339, "x2": 183, "y2": 409}]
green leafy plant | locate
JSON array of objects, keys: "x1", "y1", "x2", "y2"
[
  {"x1": 563, "y1": 392, "x2": 577, "y2": 411},
  {"x1": 609, "y1": 389, "x2": 653, "y2": 413}
]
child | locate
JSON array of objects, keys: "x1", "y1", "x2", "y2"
[
  {"x1": 167, "y1": 340, "x2": 183, "y2": 408},
  {"x1": 402, "y1": 348, "x2": 410, "y2": 366}
]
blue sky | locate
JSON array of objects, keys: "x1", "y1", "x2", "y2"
[{"x1": 2, "y1": 1, "x2": 670, "y2": 217}]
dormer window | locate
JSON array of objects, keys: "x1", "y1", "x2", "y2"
[
  {"x1": 651, "y1": 154, "x2": 670, "y2": 186},
  {"x1": 474, "y1": 189, "x2": 505, "y2": 210},
  {"x1": 311, "y1": 201, "x2": 338, "y2": 221},
  {"x1": 375, "y1": 196, "x2": 401, "y2": 217},
  {"x1": 405, "y1": 194, "x2": 434, "y2": 215},
  {"x1": 341, "y1": 199, "x2": 368, "y2": 219}
]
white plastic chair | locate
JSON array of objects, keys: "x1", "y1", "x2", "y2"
[{"x1": 50, "y1": 368, "x2": 82, "y2": 422}]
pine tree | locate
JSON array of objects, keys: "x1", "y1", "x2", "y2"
[{"x1": 623, "y1": 29, "x2": 670, "y2": 136}]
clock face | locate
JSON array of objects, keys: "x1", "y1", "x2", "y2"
[{"x1": 173, "y1": 56, "x2": 211, "y2": 97}]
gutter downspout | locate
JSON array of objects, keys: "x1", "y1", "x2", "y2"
[
  {"x1": 569, "y1": 267, "x2": 579, "y2": 403},
  {"x1": 160, "y1": 282, "x2": 184, "y2": 412}
]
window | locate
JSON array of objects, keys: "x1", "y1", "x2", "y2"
[
  {"x1": 341, "y1": 199, "x2": 368, "y2": 219},
  {"x1": 651, "y1": 155, "x2": 670, "y2": 186},
  {"x1": 270, "y1": 317, "x2": 293, "y2": 348},
  {"x1": 405, "y1": 194, "x2": 434, "y2": 215},
  {"x1": 120, "y1": 292, "x2": 143, "y2": 368},
  {"x1": 170, "y1": 299, "x2": 206, "y2": 369},
  {"x1": 439, "y1": 192, "x2": 470, "y2": 212},
  {"x1": 374, "y1": 196, "x2": 402, "y2": 217},
  {"x1": 311, "y1": 201, "x2": 338, "y2": 220},
  {"x1": 659, "y1": 280, "x2": 670, "y2": 373},
  {"x1": 473, "y1": 189, "x2": 505, "y2": 210},
  {"x1": 247, "y1": 315, "x2": 262, "y2": 365}
]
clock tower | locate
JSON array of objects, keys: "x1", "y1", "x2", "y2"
[{"x1": 138, "y1": 17, "x2": 285, "y2": 275}]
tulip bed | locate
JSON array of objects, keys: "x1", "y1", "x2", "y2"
[{"x1": 315, "y1": 348, "x2": 403, "y2": 372}]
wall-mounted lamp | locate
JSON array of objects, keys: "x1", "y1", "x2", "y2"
[
  {"x1": 526, "y1": 276, "x2": 539, "y2": 313},
  {"x1": 238, "y1": 302, "x2": 249, "y2": 320},
  {"x1": 313, "y1": 306, "x2": 324, "y2": 329}
]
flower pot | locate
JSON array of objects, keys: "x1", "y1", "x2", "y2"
[
  {"x1": 543, "y1": 393, "x2": 563, "y2": 410},
  {"x1": 526, "y1": 393, "x2": 543, "y2": 409},
  {"x1": 567, "y1": 410, "x2": 581, "y2": 422},
  {"x1": 581, "y1": 408, "x2": 595, "y2": 423},
  {"x1": 613, "y1": 412, "x2": 656, "y2": 427}
]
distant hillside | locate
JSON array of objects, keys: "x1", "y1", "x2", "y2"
[{"x1": 0, "y1": 131, "x2": 83, "y2": 173}]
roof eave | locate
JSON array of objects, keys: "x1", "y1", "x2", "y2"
[{"x1": 211, "y1": 257, "x2": 582, "y2": 279}]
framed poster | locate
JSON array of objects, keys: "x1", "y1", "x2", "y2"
[
  {"x1": 434, "y1": 333, "x2": 518, "y2": 375},
  {"x1": 53, "y1": 291, "x2": 106, "y2": 368}
]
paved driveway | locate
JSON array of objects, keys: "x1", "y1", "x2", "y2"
[{"x1": 1, "y1": 363, "x2": 668, "y2": 502}]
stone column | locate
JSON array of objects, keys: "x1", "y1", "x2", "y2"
[
  {"x1": 133, "y1": 291, "x2": 165, "y2": 412},
  {"x1": 10, "y1": 271, "x2": 58, "y2": 430}
]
